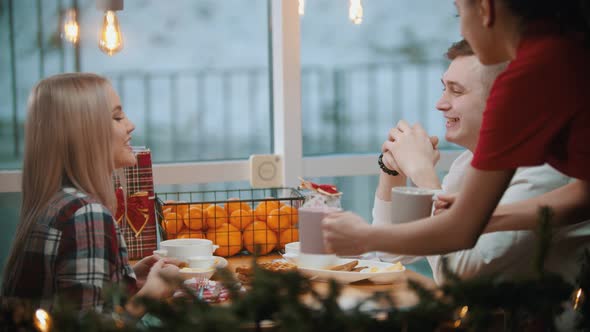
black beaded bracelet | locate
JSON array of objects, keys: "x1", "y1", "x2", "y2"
[{"x1": 378, "y1": 153, "x2": 399, "y2": 176}]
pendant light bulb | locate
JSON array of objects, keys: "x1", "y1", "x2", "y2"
[
  {"x1": 98, "y1": 10, "x2": 123, "y2": 56},
  {"x1": 349, "y1": 0, "x2": 363, "y2": 25},
  {"x1": 299, "y1": 0, "x2": 305, "y2": 16},
  {"x1": 61, "y1": 8, "x2": 79, "y2": 44}
]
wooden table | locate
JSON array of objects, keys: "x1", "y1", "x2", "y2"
[
  {"x1": 226, "y1": 254, "x2": 437, "y2": 309},
  {"x1": 134, "y1": 253, "x2": 437, "y2": 309}
]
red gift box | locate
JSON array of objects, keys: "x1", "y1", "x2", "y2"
[{"x1": 114, "y1": 148, "x2": 158, "y2": 260}]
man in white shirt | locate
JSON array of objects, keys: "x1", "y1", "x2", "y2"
[{"x1": 373, "y1": 40, "x2": 588, "y2": 287}]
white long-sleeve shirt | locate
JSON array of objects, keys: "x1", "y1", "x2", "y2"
[{"x1": 372, "y1": 150, "x2": 590, "y2": 285}]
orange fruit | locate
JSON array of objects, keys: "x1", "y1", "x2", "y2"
[
  {"x1": 176, "y1": 231, "x2": 205, "y2": 239},
  {"x1": 279, "y1": 228, "x2": 299, "y2": 249},
  {"x1": 279, "y1": 205, "x2": 298, "y2": 225},
  {"x1": 188, "y1": 203, "x2": 209, "y2": 210},
  {"x1": 206, "y1": 223, "x2": 242, "y2": 257},
  {"x1": 253, "y1": 199, "x2": 281, "y2": 222},
  {"x1": 225, "y1": 197, "x2": 252, "y2": 216},
  {"x1": 229, "y1": 209, "x2": 255, "y2": 230},
  {"x1": 185, "y1": 203, "x2": 210, "y2": 231},
  {"x1": 205, "y1": 205, "x2": 228, "y2": 229},
  {"x1": 163, "y1": 212, "x2": 184, "y2": 235},
  {"x1": 176, "y1": 203, "x2": 190, "y2": 218},
  {"x1": 163, "y1": 200, "x2": 178, "y2": 213},
  {"x1": 243, "y1": 221, "x2": 277, "y2": 255},
  {"x1": 266, "y1": 208, "x2": 291, "y2": 232},
  {"x1": 182, "y1": 206, "x2": 206, "y2": 231}
]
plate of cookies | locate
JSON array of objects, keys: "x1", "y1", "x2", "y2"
[
  {"x1": 235, "y1": 260, "x2": 298, "y2": 284},
  {"x1": 297, "y1": 258, "x2": 405, "y2": 284}
]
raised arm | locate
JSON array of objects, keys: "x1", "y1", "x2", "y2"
[
  {"x1": 382, "y1": 121, "x2": 441, "y2": 189},
  {"x1": 486, "y1": 179, "x2": 590, "y2": 233},
  {"x1": 324, "y1": 166, "x2": 515, "y2": 256},
  {"x1": 369, "y1": 167, "x2": 514, "y2": 254}
]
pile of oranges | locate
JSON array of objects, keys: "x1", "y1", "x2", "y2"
[{"x1": 161, "y1": 198, "x2": 299, "y2": 257}]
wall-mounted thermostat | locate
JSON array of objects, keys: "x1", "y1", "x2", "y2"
[{"x1": 249, "y1": 154, "x2": 283, "y2": 188}]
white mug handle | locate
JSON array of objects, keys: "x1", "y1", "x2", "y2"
[
  {"x1": 211, "y1": 245, "x2": 219, "y2": 254},
  {"x1": 431, "y1": 189, "x2": 445, "y2": 201}
]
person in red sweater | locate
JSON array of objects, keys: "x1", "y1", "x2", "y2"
[{"x1": 323, "y1": 0, "x2": 590, "y2": 256}]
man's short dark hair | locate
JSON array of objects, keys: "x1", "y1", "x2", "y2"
[{"x1": 445, "y1": 39, "x2": 474, "y2": 60}]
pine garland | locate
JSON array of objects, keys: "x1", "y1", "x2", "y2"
[
  {"x1": 576, "y1": 248, "x2": 590, "y2": 330},
  {"x1": 0, "y1": 207, "x2": 588, "y2": 331}
]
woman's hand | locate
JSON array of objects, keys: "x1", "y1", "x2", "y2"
[
  {"x1": 126, "y1": 259, "x2": 182, "y2": 317},
  {"x1": 133, "y1": 255, "x2": 183, "y2": 289},
  {"x1": 322, "y1": 212, "x2": 372, "y2": 256},
  {"x1": 136, "y1": 259, "x2": 181, "y2": 300},
  {"x1": 133, "y1": 255, "x2": 158, "y2": 289},
  {"x1": 433, "y1": 193, "x2": 456, "y2": 215}
]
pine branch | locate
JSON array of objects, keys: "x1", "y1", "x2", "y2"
[
  {"x1": 576, "y1": 249, "x2": 590, "y2": 330},
  {"x1": 0, "y1": 208, "x2": 581, "y2": 332}
]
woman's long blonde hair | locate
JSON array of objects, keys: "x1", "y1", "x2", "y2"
[{"x1": 3, "y1": 73, "x2": 116, "y2": 288}]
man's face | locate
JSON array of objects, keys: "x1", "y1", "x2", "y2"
[{"x1": 436, "y1": 55, "x2": 486, "y2": 150}]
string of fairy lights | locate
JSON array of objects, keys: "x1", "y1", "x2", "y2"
[{"x1": 60, "y1": 0, "x2": 365, "y2": 57}]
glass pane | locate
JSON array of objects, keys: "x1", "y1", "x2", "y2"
[
  {"x1": 0, "y1": 0, "x2": 271, "y2": 169},
  {"x1": 301, "y1": 0, "x2": 461, "y2": 155}
]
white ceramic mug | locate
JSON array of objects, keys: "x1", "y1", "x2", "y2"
[
  {"x1": 298, "y1": 206, "x2": 341, "y2": 254},
  {"x1": 296, "y1": 253, "x2": 337, "y2": 269},
  {"x1": 284, "y1": 241, "x2": 300, "y2": 255},
  {"x1": 390, "y1": 186, "x2": 439, "y2": 223},
  {"x1": 187, "y1": 256, "x2": 216, "y2": 269},
  {"x1": 158, "y1": 239, "x2": 219, "y2": 260}
]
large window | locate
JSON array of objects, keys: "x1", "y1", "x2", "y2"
[
  {"x1": 301, "y1": 0, "x2": 461, "y2": 155},
  {"x1": 0, "y1": 0, "x2": 271, "y2": 168}
]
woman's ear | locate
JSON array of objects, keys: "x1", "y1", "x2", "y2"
[{"x1": 479, "y1": 0, "x2": 495, "y2": 27}]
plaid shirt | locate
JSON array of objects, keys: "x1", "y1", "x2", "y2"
[{"x1": 2, "y1": 187, "x2": 137, "y2": 311}]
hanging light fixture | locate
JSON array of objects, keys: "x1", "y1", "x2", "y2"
[
  {"x1": 298, "y1": 0, "x2": 305, "y2": 16},
  {"x1": 61, "y1": 8, "x2": 79, "y2": 44},
  {"x1": 96, "y1": 0, "x2": 124, "y2": 56},
  {"x1": 349, "y1": 0, "x2": 363, "y2": 25}
]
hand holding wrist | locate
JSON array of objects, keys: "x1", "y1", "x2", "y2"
[{"x1": 378, "y1": 153, "x2": 399, "y2": 176}]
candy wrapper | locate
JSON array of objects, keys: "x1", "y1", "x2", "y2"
[{"x1": 298, "y1": 177, "x2": 342, "y2": 209}]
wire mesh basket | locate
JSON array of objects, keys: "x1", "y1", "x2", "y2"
[{"x1": 155, "y1": 188, "x2": 304, "y2": 257}]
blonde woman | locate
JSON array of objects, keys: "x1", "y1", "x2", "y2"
[{"x1": 1, "y1": 73, "x2": 179, "y2": 315}]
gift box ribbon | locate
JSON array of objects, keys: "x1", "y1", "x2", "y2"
[{"x1": 115, "y1": 187, "x2": 151, "y2": 237}]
